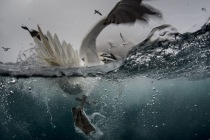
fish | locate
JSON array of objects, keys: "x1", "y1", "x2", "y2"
[
  {"x1": 72, "y1": 106, "x2": 96, "y2": 135},
  {"x1": 72, "y1": 95, "x2": 96, "y2": 135}
]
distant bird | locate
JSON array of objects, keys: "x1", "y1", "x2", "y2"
[
  {"x1": 120, "y1": 42, "x2": 130, "y2": 47},
  {"x1": 2, "y1": 47, "x2": 10, "y2": 51},
  {"x1": 94, "y1": 10, "x2": 102, "y2": 16},
  {"x1": 201, "y1": 7, "x2": 207, "y2": 12},
  {"x1": 120, "y1": 32, "x2": 126, "y2": 42},
  {"x1": 107, "y1": 41, "x2": 117, "y2": 50},
  {"x1": 120, "y1": 32, "x2": 130, "y2": 47}
]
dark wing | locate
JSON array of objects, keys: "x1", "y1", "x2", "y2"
[
  {"x1": 72, "y1": 107, "x2": 96, "y2": 135},
  {"x1": 21, "y1": 26, "x2": 48, "y2": 41},
  {"x1": 21, "y1": 26, "x2": 40, "y2": 40},
  {"x1": 104, "y1": 0, "x2": 162, "y2": 25}
]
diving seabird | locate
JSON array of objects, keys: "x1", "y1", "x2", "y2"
[{"x1": 80, "y1": 0, "x2": 162, "y2": 66}]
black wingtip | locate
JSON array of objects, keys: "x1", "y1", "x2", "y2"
[{"x1": 21, "y1": 26, "x2": 29, "y2": 31}]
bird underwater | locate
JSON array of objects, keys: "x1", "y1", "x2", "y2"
[{"x1": 22, "y1": 0, "x2": 162, "y2": 67}]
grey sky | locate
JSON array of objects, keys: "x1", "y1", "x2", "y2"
[{"x1": 0, "y1": 0, "x2": 210, "y2": 63}]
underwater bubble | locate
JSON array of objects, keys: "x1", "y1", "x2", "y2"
[{"x1": 8, "y1": 78, "x2": 16, "y2": 84}]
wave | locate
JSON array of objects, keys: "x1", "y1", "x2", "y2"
[
  {"x1": 1, "y1": 21, "x2": 210, "y2": 79},
  {"x1": 121, "y1": 21, "x2": 210, "y2": 79}
]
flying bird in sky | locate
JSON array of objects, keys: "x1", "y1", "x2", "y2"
[
  {"x1": 2, "y1": 47, "x2": 10, "y2": 51},
  {"x1": 94, "y1": 10, "x2": 102, "y2": 16}
]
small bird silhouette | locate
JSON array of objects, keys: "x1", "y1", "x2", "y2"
[
  {"x1": 94, "y1": 10, "x2": 102, "y2": 16},
  {"x1": 2, "y1": 47, "x2": 10, "y2": 51}
]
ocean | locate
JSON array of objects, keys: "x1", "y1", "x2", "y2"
[{"x1": 0, "y1": 22, "x2": 210, "y2": 140}]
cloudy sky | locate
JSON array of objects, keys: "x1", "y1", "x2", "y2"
[{"x1": 0, "y1": 0, "x2": 210, "y2": 63}]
